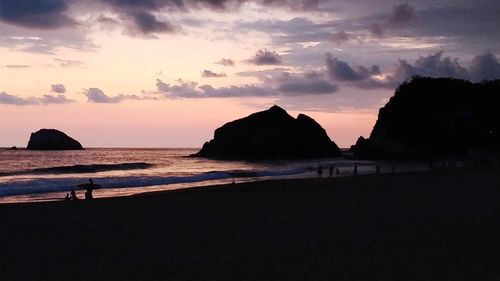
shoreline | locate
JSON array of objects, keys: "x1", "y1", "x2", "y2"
[
  {"x1": 0, "y1": 161, "x2": 429, "y2": 204},
  {"x1": 1, "y1": 156, "x2": 443, "y2": 204}
]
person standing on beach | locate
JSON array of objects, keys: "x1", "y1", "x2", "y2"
[
  {"x1": 317, "y1": 165, "x2": 323, "y2": 177},
  {"x1": 354, "y1": 163, "x2": 358, "y2": 176},
  {"x1": 329, "y1": 165, "x2": 334, "y2": 177}
]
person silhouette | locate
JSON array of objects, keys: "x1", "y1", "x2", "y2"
[
  {"x1": 85, "y1": 179, "x2": 95, "y2": 200},
  {"x1": 329, "y1": 165, "x2": 334, "y2": 177},
  {"x1": 85, "y1": 188, "x2": 93, "y2": 200},
  {"x1": 317, "y1": 165, "x2": 323, "y2": 177},
  {"x1": 375, "y1": 165, "x2": 380, "y2": 174},
  {"x1": 70, "y1": 189, "x2": 79, "y2": 200},
  {"x1": 354, "y1": 163, "x2": 358, "y2": 176}
]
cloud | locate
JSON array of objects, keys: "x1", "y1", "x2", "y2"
[
  {"x1": 469, "y1": 52, "x2": 500, "y2": 82},
  {"x1": 278, "y1": 79, "x2": 338, "y2": 95},
  {"x1": 156, "y1": 70, "x2": 337, "y2": 98},
  {"x1": 387, "y1": 51, "x2": 469, "y2": 84},
  {"x1": 322, "y1": 51, "x2": 500, "y2": 90},
  {"x1": 389, "y1": 3, "x2": 416, "y2": 25},
  {"x1": 237, "y1": 17, "x2": 338, "y2": 45},
  {"x1": 215, "y1": 58, "x2": 235, "y2": 66},
  {"x1": 202, "y1": 69, "x2": 227, "y2": 78},
  {"x1": 0, "y1": 92, "x2": 37, "y2": 105},
  {"x1": 54, "y1": 58, "x2": 84, "y2": 67},
  {"x1": 331, "y1": 30, "x2": 350, "y2": 44},
  {"x1": 127, "y1": 11, "x2": 179, "y2": 35},
  {"x1": 199, "y1": 84, "x2": 278, "y2": 97},
  {"x1": 155, "y1": 79, "x2": 201, "y2": 98},
  {"x1": 84, "y1": 88, "x2": 154, "y2": 103},
  {"x1": 4, "y1": 64, "x2": 29, "y2": 68},
  {"x1": 0, "y1": 0, "x2": 75, "y2": 29},
  {"x1": 101, "y1": 0, "x2": 323, "y2": 12},
  {"x1": 369, "y1": 23, "x2": 384, "y2": 37},
  {"x1": 38, "y1": 94, "x2": 74, "y2": 104},
  {"x1": 325, "y1": 53, "x2": 379, "y2": 82},
  {"x1": 51, "y1": 84, "x2": 66, "y2": 93},
  {"x1": 0, "y1": 91, "x2": 73, "y2": 105},
  {"x1": 247, "y1": 49, "x2": 283, "y2": 65}
]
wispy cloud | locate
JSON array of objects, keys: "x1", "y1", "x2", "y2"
[{"x1": 0, "y1": 92, "x2": 74, "y2": 105}]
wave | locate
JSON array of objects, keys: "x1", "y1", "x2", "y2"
[
  {"x1": 0, "y1": 167, "x2": 306, "y2": 197},
  {"x1": 0, "y1": 162, "x2": 153, "y2": 176}
]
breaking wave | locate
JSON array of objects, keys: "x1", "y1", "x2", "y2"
[
  {"x1": 0, "y1": 167, "x2": 306, "y2": 197},
  {"x1": 0, "y1": 162, "x2": 153, "y2": 176}
]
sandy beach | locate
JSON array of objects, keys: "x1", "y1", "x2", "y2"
[{"x1": 1, "y1": 167, "x2": 500, "y2": 280}]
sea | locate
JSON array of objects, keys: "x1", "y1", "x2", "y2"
[{"x1": 0, "y1": 148, "x2": 423, "y2": 204}]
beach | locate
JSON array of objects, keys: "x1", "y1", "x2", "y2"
[{"x1": 1, "y1": 167, "x2": 500, "y2": 280}]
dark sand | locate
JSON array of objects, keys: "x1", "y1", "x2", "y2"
[{"x1": 1, "y1": 168, "x2": 500, "y2": 280}]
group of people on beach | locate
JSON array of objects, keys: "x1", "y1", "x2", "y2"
[
  {"x1": 317, "y1": 164, "x2": 341, "y2": 177},
  {"x1": 317, "y1": 163, "x2": 387, "y2": 177},
  {"x1": 64, "y1": 179, "x2": 98, "y2": 201}
]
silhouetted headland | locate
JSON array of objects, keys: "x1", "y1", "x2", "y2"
[
  {"x1": 352, "y1": 77, "x2": 500, "y2": 160},
  {"x1": 27, "y1": 129, "x2": 83, "y2": 150},
  {"x1": 193, "y1": 105, "x2": 341, "y2": 159}
]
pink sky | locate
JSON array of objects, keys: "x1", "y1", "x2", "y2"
[{"x1": 1, "y1": 0, "x2": 499, "y2": 147}]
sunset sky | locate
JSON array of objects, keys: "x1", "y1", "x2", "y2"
[{"x1": 1, "y1": 0, "x2": 500, "y2": 148}]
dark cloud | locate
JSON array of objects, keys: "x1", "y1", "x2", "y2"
[
  {"x1": 84, "y1": 88, "x2": 154, "y2": 103},
  {"x1": 202, "y1": 69, "x2": 227, "y2": 78},
  {"x1": 389, "y1": 3, "x2": 416, "y2": 24},
  {"x1": 215, "y1": 58, "x2": 235, "y2": 66},
  {"x1": 84, "y1": 88, "x2": 119, "y2": 103},
  {"x1": 331, "y1": 30, "x2": 350, "y2": 44},
  {"x1": 325, "y1": 53, "x2": 379, "y2": 81},
  {"x1": 51, "y1": 84, "x2": 66, "y2": 93},
  {"x1": 247, "y1": 49, "x2": 283, "y2": 65},
  {"x1": 469, "y1": 52, "x2": 500, "y2": 82},
  {"x1": 369, "y1": 23, "x2": 384, "y2": 37},
  {"x1": 0, "y1": 91, "x2": 73, "y2": 105},
  {"x1": 278, "y1": 79, "x2": 337, "y2": 95},
  {"x1": 388, "y1": 51, "x2": 469, "y2": 84},
  {"x1": 128, "y1": 11, "x2": 178, "y2": 34},
  {"x1": 0, "y1": 0, "x2": 75, "y2": 29},
  {"x1": 322, "y1": 51, "x2": 500, "y2": 90}
]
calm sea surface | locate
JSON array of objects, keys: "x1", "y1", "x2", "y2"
[{"x1": 0, "y1": 148, "x2": 421, "y2": 203}]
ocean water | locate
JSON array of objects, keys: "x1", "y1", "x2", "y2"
[{"x1": 0, "y1": 148, "x2": 410, "y2": 203}]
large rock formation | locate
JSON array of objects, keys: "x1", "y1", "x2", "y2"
[
  {"x1": 193, "y1": 105, "x2": 341, "y2": 159},
  {"x1": 27, "y1": 129, "x2": 83, "y2": 150},
  {"x1": 351, "y1": 77, "x2": 500, "y2": 158}
]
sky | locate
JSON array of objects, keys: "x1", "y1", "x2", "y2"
[{"x1": 1, "y1": 0, "x2": 500, "y2": 148}]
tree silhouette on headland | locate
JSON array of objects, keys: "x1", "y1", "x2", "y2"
[{"x1": 352, "y1": 77, "x2": 500, "y2": 159}]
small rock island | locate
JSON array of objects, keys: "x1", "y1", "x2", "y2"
[
  {"x1": 193, "y1": 105, "x2": 341, "y2": 159},
  {"x1": 27, "y1": 129, "x2": 84, "y2": 150}
]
